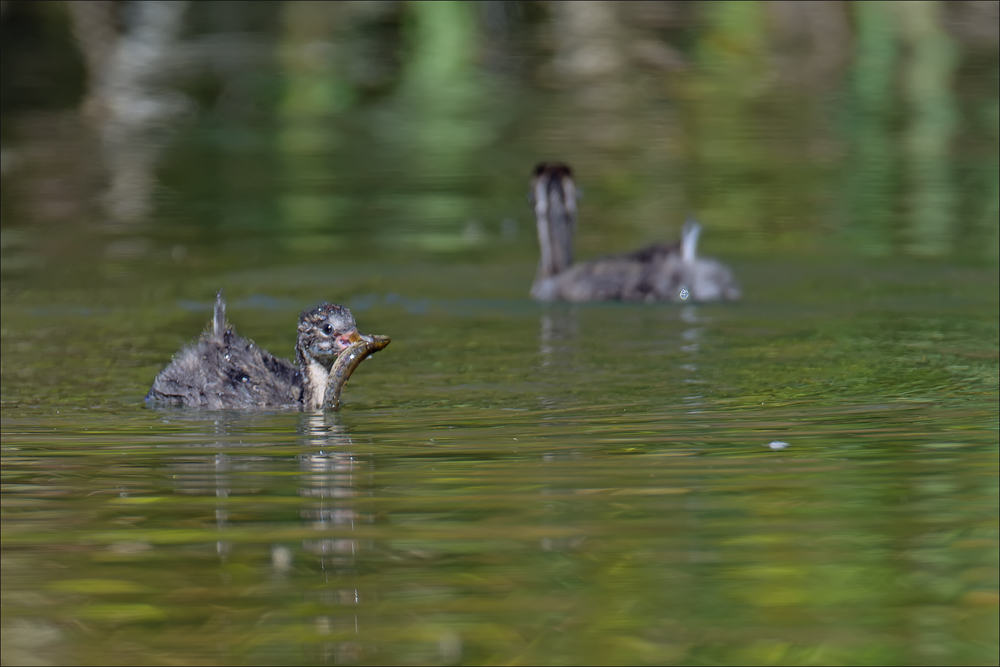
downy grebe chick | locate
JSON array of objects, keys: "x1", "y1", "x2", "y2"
[
  {"x1": 529, "y1": 162, "x2": 741, "y2": 303},
  {"x1": 146, "y1": 291, "x2": 371, "y2": 410}
]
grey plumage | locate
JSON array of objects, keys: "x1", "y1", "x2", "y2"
[
  {"x1": 529, "y1": 163, "x2": 741, "y2": 303},
  {"x1": 146, "y1": 291, "x2": 360, "y2": 410}
]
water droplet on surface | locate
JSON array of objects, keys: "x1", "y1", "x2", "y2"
[{"x1": 678, "y1": 287, "x2": 690, "y2": 300}]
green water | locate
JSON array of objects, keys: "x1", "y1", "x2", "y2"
[
  {"x1": 3, "y1": 254, "x2": 997, "y2": 665},
  {"x1": 2, "y1": 2, "x2": 999, "y2": 665}
]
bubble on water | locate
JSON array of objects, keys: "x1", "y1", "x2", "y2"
[{"x1": 678, "y1": 287, "x2": 690, "y2": 301}]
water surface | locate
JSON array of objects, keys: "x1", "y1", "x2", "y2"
[{"x1": 2, "y1": 3, "x2": 998, "y2": 664}]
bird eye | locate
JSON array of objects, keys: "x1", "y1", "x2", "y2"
[{"x1": 321, "y1": 323, "x2": 334, "y2": 336}]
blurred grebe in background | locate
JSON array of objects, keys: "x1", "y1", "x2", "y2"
[{"x1": 529, "y1": 162, "x2": 741, "y2": 303}]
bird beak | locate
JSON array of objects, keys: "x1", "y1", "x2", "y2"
[{"x1": 335, "y1": 329, "x2": 363, "y2": 350}]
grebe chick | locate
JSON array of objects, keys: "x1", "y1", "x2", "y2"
[
  {"x1": 146, "y1": 291, "x2": 370, "y2": 410},
  {"x1": 529, "y1": 162, "x2": 741, "y2": 303}
]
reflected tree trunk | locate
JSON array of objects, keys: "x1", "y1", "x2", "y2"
[
  {"x1": 67, "y1": 0, "x2": 191, "y2": 224},
  {"x1": 898, "y1": 0, "x2": 958, "y2": 257}
]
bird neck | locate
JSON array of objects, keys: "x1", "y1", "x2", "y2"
[
  {"x1": 299, "y1": 355, "x2": 330, "y2": 411},
  {"x1": 296, "y1": 338, "x2": 333, "y2": 411},
  {"x1": 535, "y1": 190, "x2": 575, "y2": 279}
]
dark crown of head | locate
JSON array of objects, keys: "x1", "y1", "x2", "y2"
[
  {"x1": 533, "y1": 162, "x2": 573, "y2": 179},
  {"x1": 299, "y1": 303, "x2": 356, "y2": 331}
]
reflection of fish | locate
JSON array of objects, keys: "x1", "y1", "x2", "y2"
[
  {"x1": 529, "y1": 162, "x2": 741, "y2": 303},
  {"x1": 324, "y1": 335, "x2": 391, "y2": 410}
]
